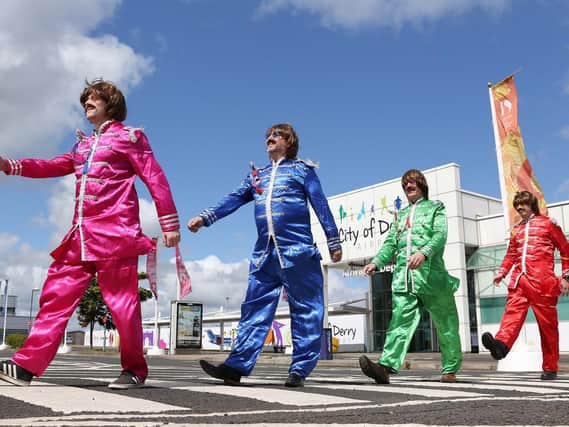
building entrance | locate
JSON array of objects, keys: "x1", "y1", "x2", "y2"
[{"x1": 371, "y1": 270, "x2": 437, "y2": 352}]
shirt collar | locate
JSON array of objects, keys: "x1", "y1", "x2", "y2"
[
  {"x1": 94, "y1": 119, "x2": 116, "y2": 136},
  {"x1": 410, "y1": 197, "x2": 424, "y2": 206}
]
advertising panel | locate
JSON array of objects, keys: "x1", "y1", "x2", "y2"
[{"x1": 171, "y1": 301, "x2": 203, "y2": 349}]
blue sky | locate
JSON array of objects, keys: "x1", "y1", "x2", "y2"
[{"x1": 1, "y1": 0, "x2": 569, "y2": 317}]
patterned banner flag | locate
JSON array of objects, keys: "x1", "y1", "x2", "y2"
[
  {"x1": 176, "y1": 244, "x2": 192, "y2": 299},
  {"x1": 146, "y1": 238, "x2": 158, "y2": 298},
  {"x1": 489, "y1": 75, "x2": 547, "y2": 229}
]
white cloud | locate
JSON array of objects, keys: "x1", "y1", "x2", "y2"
[
  {"x1": 560, "y1": 126, "x2": 569, "y2": 140},
  {"x1": 0, "y1": 0, "x2": 154, "y2": 157},
  {"x1": 256, "y1": 0, "x2": 509, "y2": 30},
  {"x1": 0, "y1": 238, "x2": 51, "y2": 317},
  {"x1": 557, "y1": 178, "x2": 569, "y2": 195},
  {"x1": 0, "y1": 233, "x2": 20, "y2": 254},
  {"x1": 139, "y1": 198, "x2": 162, "y2": 239}
]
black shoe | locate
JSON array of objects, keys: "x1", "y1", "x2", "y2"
[
  {"x1": 108, "y1": 371, "x2": 146, "y2": 389},
  {"x1": 200, "y1": 360, "x2": 242, "y2": 385},
  {"x1": 541, "y1": 371, "x2": 557, "y2": 381},
  {"x1": 359, "y1": 355, "x2": 390, "y2": 384},
  {"x1": 481, "y1": 332, "x2": 509, "y2": 360},
  {"x1": 285, "y1": 373, "x2": 305, "y2": 388},
  {"x1": 0, "y1": 360, "x2": 33, "y2": 386}
]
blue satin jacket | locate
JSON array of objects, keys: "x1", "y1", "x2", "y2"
[{"x1": 200, "y1": 158, "x2": 341, "y2": 270}]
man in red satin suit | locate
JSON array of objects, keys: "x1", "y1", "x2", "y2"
[{"x1": 482, "y1": 191, "x2": 569, "y2": 380}]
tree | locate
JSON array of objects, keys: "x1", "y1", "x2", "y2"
[{"x1": 76, "y1": 273, "x2": 153, "y2": 348}]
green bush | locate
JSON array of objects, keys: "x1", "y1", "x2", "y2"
[{"x1": 6, "y1": 333, "x2": 27, "y2": 349}]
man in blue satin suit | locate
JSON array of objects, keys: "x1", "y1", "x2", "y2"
[{"x1": 188, "y1": 123, "x2": 342, "y2": 387}]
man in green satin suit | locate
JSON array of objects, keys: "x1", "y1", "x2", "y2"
[{"x1": 359, "y1": 169, "x2": 462, "y2": 384}]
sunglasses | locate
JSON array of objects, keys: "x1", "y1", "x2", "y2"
[{"x1": 266, "y1": 131, "x2": 287, "y2": 140}]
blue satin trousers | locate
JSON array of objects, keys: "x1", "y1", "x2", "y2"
[{"x1": 225, "y1": 244, "x2": 324, "y2": 378}]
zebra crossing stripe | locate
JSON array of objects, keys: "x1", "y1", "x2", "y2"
[
  {"x1": 477, "y1": 379, "x2": 569, "y2": 389},
  {"x1": 311, "y1": 383, "x2": 489, "y2": 398},
  {"x1": 174, "y1": 385, "x2": 368, "y2": 406},
  {"x1": 0, "y1": 405, "x2": 380, "y2": 427},
  {"x1": 0, "y1": 382, "x2": 186, "y2": 414},
  {"x1": 400, "y1": 380, "x2": 566, "y2": 394}
]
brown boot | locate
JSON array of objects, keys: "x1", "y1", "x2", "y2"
[
  {"x1": 359, "y1": 355, "x2": 390, "y2": 384},
  {"x1": 441, "y1": 373, "x2": 457, "y2": 383}
]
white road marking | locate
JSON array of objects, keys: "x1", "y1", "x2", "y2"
[
  {"x1": 476, "y1": 379, "x2": 569, "y2": 389},
  {"x1": 174, "y1": 385, "x2": 368, "y2": 406},
  {"x1": 0, "y1": 382, "x2": 186, "y2": 414},
  {"x1": 399, "y1": 380, "x2": 566, "y2": 394},
  {"x1": 311, "y1": 382, "x2": 489, "y2": 398}
]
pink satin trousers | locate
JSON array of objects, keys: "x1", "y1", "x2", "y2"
[{"x1": 12, "y1": 257, "x2": 148, "y2": 380}]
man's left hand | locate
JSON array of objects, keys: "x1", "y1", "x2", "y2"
[
  {"x1": 561, "y1": 278, "x2": 569, "y2": 296},
  {"x1": 407, "y1": 252, "x2": 426, "y2": 270},
  {"x1": 330, "y1": 248, "x2": 342, "y2": 263},
  {"x1": 163, "y1": 231, "x2": 181, "y2": 247}
]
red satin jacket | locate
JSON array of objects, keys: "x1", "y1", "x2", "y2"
[{"x1": 498, "y1": 214, "x2": 569, "y2": 297}]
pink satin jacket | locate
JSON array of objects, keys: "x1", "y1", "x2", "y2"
[{"x1": 5, "y1": 120, "x2": 179, "y2": 262}]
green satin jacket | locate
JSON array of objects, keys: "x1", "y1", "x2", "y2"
[{"x1": 371, "y1": 198, "x2": 459, "y2": 295}]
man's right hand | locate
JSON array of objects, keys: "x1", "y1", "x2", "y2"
[
  {"x1": 187, "y1": 216, "x2": 204, "y2": 233},
  {"x1": 0, "y1": 157, "x2": 10, "y2": 173},
  {"x1": 561, "y1": 278, "x2": 569, "y2": 296},
  {"x1": 493, "y1": 274, "x2": 504, "y2": 286},
  {"x1": 363, "y1": 263, "x2": 377, "y2": 276}
]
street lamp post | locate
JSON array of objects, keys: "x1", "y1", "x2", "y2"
[
  {"x1": 0, "y1": 279, "x2": 9, "y2": 350},
  {"x1": 28, "y1": 288, "x2": 40, "y2": 333}
]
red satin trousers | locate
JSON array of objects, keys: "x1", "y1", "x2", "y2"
[{"x1": 495, "y1": 275, "x2": 559, "y2": 372}]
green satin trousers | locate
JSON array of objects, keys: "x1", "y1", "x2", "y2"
[{"x1": 379, "y1": 292, "x2": 462, "y2": 374}]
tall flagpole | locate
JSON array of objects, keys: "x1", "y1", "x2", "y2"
[
  {"x1": 57, "y1": 328, "x2": 71, "y2": 353},
  {"x1": 0, "y1": 279, "x2": 9, "y2": 350},
  {"x1": 148, "y1": 239, "x2": 165, "y2": 355},
  {"x1": 488, "y1": 77, "x2": 540, "y2": 372}
]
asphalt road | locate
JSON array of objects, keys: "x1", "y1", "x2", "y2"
[{"x1": 0, "y1": 352, "x2": 568, "y2": 426}]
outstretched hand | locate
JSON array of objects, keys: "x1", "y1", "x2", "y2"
[
  {"x1": 493, "y1": 274, "x2": 504, "y2": 286},
  {"x1": 162, "y1": 231, "x2": 180, "y2": 247},
  {"x1": 561, "y1": 278, "x2": 569, "y2": 296},
  {"x1": 363, "y1": 263, "x2": 377, "y2": 276},
  {"x1": 330, "y1": 248, "x2": 342, "y2": 263},
  {"x1": 187, "y1": 216, "x2": 204, "y2": 233},
  {"x1": 0, "y1": 157, "x2": 9, "y2": 173}
]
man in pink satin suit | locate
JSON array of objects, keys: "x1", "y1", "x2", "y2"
[{"x1": 0, "y1": 79, "x2": 180, "y2": 389}]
